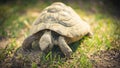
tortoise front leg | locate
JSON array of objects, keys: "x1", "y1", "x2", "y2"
[
  {"x1": 39, "y1": 30, "x2": 53, "y2": 52},
  {"x1": 22, "y1": 35, "x2": 37, "y2": 51},
  {"x1": 58, "y1": 36, "x2": 72, "y2": 58},
  {"x1": 87, "y1": 31, "x2": 93, "y2": 38}
]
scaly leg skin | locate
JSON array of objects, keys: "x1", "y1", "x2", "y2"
[
  {"x1": 39, "y1": 30, "x2": 53, "y2": 52},
  {"x1": 87, "y1": 31, "x2": 93, "y2": 38},
  {"x1": 58, "y1": 36, "x2": 72, "y2": 58},
  {"x1": 22, "y1": 35, "x2": 37, "y2": 51}
]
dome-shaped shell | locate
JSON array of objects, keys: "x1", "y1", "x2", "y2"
[{"x1": 30, "y1": 2, "x2": 91, "y2": 43}]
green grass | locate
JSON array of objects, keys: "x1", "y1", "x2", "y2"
[{"x1": 0, "y1": 0, "x2": 120, "y2": 68}]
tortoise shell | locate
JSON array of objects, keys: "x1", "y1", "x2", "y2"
[{"x1": 30, "y1": 2, "x2": 92, "y2": 43}]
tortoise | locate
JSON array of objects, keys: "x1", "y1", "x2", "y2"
[{"x1": 22, "y1": 2, "x2": 93, "y2": 58}]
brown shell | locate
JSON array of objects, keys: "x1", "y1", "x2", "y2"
[{"x1": 30, "y1": 2, "x2": 91, "y2": 43}]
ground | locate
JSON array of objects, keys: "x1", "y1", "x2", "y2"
[{"x1": 0, "y1": 0, "x2": 120, "y2": 68}]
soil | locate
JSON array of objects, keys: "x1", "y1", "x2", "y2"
[{"x1": 90, "y1": 49, "x2": 120, "y2": 68}]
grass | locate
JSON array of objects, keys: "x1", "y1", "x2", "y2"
[{"x1": 0, "y1": 0, "x2": 120, "y2": 68}]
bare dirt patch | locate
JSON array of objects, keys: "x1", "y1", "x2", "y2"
[{"x1": 90, "y1": 49, "x2": 120, "y2": 68}]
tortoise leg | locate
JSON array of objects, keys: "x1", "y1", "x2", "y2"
[
  {"x1": 58, "y1": 36, "x2": 72, "y2": 58},
  {"x1": 39, "y1": 30, "x2": 53, "y2": 52},
  {"x1": 22, "y1": 35, "x2": 37, "y2": 51},
  {"x1": 87, "y1": 31, "x2": 93, "y2": 38}
]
